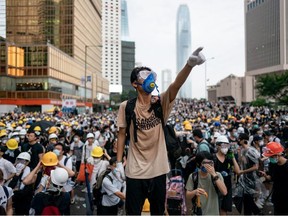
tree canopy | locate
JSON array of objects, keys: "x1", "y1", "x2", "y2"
[{"x1": 256, "y1": 71, "x2": 288, "y2": 105}]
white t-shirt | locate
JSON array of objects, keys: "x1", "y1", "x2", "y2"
[
  {"x1": 0, "y1": 158, "x2": 16, "y2": 180},
  {"x1": 18, "y1": 166, "x2": 30, "y2": 190},
  {"x1": 81, "y1": 143, "x2": 98, "y2": 162},
  {"x1": 0, "y1": 185, "x2": 13, "y2": 211}
]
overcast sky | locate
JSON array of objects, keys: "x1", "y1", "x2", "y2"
[{"x1": 126, "y1": 0, "x2": 245, "y2": 98}]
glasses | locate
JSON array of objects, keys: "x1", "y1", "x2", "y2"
[
  {"x1": 202, "y1": 160, "x2": 214, "y2": 165},
  {"x1": 220, "y1": 143, "x2": 230, "y2": 148}
]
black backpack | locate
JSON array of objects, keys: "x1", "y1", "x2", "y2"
[
  {"x1": 125, "y1": 97, "x2": 182, "y2": 160},
  {"x1": 93, "y1": 169, "x2": 113, "y2": 206}
]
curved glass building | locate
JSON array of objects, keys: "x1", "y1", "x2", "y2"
[{"x1": 176, "y1": 4, "x2": 192, "y2": 99}]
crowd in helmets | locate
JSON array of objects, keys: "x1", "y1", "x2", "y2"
[{"x1": 0, "y1": 98, "x2": 287, "y2": 215}]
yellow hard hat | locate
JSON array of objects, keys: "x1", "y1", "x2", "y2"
[
  {"x1": 34, "y1": 126, "x2": 41, "y2": 131},
  {"x1": 184, "y1": 124, "x2": 192, "y2": 131},
  {"x1": 0, "y1": 122, "x2": 5, "y2": 127},
  {"x1": 91, "y1": 146, "x2": 104, "y2": 157},
  {"x1": 41, "y1": 152, "x2": 58, "y2": 166},
  {"x1": 6, "y1": 138, "x2": 18, "y2": 150},
  {"x1": 183, "y1": 120, "x2": 190, "y2": 126},
  {"x1": 0, "y1": 130, "x2": 7, "y2": 137},
  {"x1": 18, "y1": 120, "x2": 23, "y2": 125},
  {"x1": 48, "y1": 126, "x2": 57, "y2": 134},
  {"x1": 11, "y1": 123, "x2": 16, "y2": 128}
]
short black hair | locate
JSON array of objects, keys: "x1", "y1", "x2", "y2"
[
  {"x1": 109, "y1": 156, "x2": 117, "y2": 166},
  {"x1": 192, "y1": 129, "x2": 203, "y2": 139},
  {"x1": 238, "y1": 133, "x2": 249, "y2": 141},
  {"x1": 195, "y1": 151, "x2": 213, "y2": 167},
  {"x1": 130, "y1": 66, "x2": 151, "y2": 83}
]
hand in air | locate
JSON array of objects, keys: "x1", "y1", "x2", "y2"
[{"x1": 187, "y1": 47, "x2": 206, "y2": 67}]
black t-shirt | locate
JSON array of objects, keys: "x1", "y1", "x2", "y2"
[
  {"x1": 22, "y1": 142, "x2": 44, "y2": 169},
  {"x1": 30, "y1": 191, "x2": 70, "y2": 215},
  {"x1": 214, "y1": 155, "x2": 233, "y2": 189},
  {"x1": 3, "y1": 149, "x2": 20, "y2": 164},
  {"x1": 268, "y1": 160, "x2": 288, "y2": 204}
]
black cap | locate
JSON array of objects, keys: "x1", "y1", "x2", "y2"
[
  {"x1": 253, "y1": 135, "x2": 263, "y2": 142},
  {"x1": 238, "y1": 133, "x2": 249, "y2": 141}
]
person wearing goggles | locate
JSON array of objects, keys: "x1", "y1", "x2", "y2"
[{"x1": 116, "y1": 47, "x2": 206, "y2": 215}]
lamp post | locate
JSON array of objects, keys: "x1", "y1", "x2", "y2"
[
  {"x1": 84, "y1": 45, "x2": 102, "y2": 105},
  {"x1": 204, "y1": 57, "x2": 215, "y2": 100}
]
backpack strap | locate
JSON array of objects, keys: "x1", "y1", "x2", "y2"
[
  {"x1": 64, "y1": 156, "x2": 71, "y2": 167},
  {"x1": 3, "y1": 186, "x2": 9, "y2": 198},
  {"x1": 125, "y1": 98, "x2": 137, "y2": 142},
  {"x1": 125, "y1": 97, "x2": 165, "y2": 143}
]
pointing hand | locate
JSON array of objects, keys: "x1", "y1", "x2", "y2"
[{"x1": 187, "y1": 47, "x2": 206, "y2": 67}]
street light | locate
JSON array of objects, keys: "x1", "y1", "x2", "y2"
[
  {"x1": 84, "y1": 45, "x2": 102, "y2": 105},
  {"x1": 204, "y1": 57, "x2": 215, "y2": 100}
]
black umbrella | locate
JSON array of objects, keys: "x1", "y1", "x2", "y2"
[{"x1": 27, "y1": 120, "x2": 54, "y2": 133}]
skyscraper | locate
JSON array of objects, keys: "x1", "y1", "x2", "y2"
[
  {"x1": 245, "y1": 0, "x2": 282, "y2": 74},
  {"x1": 121, "y1": 0, "x2": 129, "y2": 40},
  {"x1": 176, "y1": 4, "x2": 192, "y2": 99},
  {"x1": 162, "y1": 69, "x2": 172, "y2": 92},
  {"x1": 0, "y1": 0, "x2": 108, "y2": 113},
  {"x1": 102, "y1": 0, "x2": 122, "y2": 94},
  {"x1": 245, "y1": 0, "x2": 287, "y2": 100}
]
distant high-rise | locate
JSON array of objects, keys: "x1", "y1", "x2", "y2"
[
  {"x1": 162, "y1": 69, "x2": 172, "y2": 92},
  {"x1": 245, "y1": 0, "x2": 286, "y2": 75},
  {"x1": 121, "y1": 0, "x2": 129, "y2": 40},
  {"x1": 176, "y1": 4, "x2": 192, "y2": 98},
  {"x1": 121, "y1": 0, "x2": 135, "y2": 93},
  {"x1": 245, "y1": 0, "x2": 287, "y2": 100},
  {"x1": 102, "y1": 0, "x2": 122, "y2": 93}
]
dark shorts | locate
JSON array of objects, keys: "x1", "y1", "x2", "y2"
[
  {"x1": 220, "y1": 187, "x2": 233, "y2": 212},
  {"x1": 126, "y1": 174, "x2": 166, "y2": 215}
]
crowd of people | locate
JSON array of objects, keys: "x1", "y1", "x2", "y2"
[
  {"x1": 0, "y1": 46, "x2": 288, "y2": 216},
  {"x1": 0, "y1": 98, "x2": 287, "y2": 215}
]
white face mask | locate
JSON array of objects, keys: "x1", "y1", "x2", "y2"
[
  {"x1": 220, "y1": 147, "x2": 228, "y2": 155},
  {"x1": 53, "y1": 149, "x2": 60, "y2": 156},
  {"x1": 73, "y1": 137, "x2": 79, "y2": 142},
  {"x1": 94, "y1": 158, "x2": 101, "y2": 163},
  {"x1": 259, "y1": 140, "x2": 264, "y2": 146}
]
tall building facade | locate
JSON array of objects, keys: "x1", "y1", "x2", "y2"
[
  {"x1": 245, "y1": 0, "x2": 288, "y2": 99},
  {"x1": 0, "y1": 0, "x2": 5, "y2": 38},
  {"x1": 121, "y1": 0, "x2": 129, "y2": 40},
  {"x1": 0, "y1": 0, "x2": 109, "y2": 113},
  {"x1": 120, "y1": 0, "x2": 135, "y2": 93},
  {"x1": 102, "y1": 0, "x2": 122, "y2": 94},
  {"x1": 176, "y1": 4, "x2": 192, "y2": 99}
]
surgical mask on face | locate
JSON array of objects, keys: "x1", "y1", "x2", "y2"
[
  {"x1": 73, "y1": 137, "x2": 79, "y2": 142},
  {"x1": 259, "y1": 140, "x2": 264, "y2": 146},
  {"x1": 269, "y1": 157, "x2": 278, "y2": 164},
  {"x1": 53, "y1": 149, "x2": 60, "y2": 156},
  {"x1": 233, "y1": 132, "x2": 238, "y2": 138},
  {"x1": 221, "y1": 147, "x2": 228, "y2": 155},
  {"x1": 59, "y1": 139, "x2": 64, "y2": 144},
  {"x1": 137, "y1": 73, "x2": 157, "y2": 94},
  {"x1": 20, "y1": 135, "x2": 25, "y2": 139},
  {"x1": 94, "y1": 158, "x2": 101, "y2": 163},
  {"x1": 200, "y1": 166, "x2": 207, "y2": 173},
  {"x1": 269, "y1": 137, "x2": 273, "y2": 142}
]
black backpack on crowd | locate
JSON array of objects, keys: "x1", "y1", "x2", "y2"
[
  {"x1": 125, "y1": 97, "x2": 182, "y2": 160},
  {"x1": 93, "y1": 168, "x2": 113, "y2": 206}
]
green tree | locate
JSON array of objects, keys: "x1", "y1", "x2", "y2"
[
  {"x1": 256, "y1": 71, "x2": 288, "y2": 105},
  {"x1": 250, "y1": 98, "x2": 268, "y2": 107}
]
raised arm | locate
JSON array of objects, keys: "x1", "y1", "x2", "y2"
[{"x1": 167, "y1": 47, "x2": 205, "y2": 102}]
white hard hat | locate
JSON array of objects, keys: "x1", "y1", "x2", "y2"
[
  {"x1": 11, "y1": 132, "x2": 19, "y2": 137},
  {"x1": 19, "y1": 129, "x2": 27, "y2": 136},
  {"x1": 50, "y1": 168, "x2": 69, "y2": 186},
  {"x1": 216, "y1": 135, "x2": 229, "y2": 144},
  {"x1": 48, "y1": 133, "x2": 58, "y2": 140},
  {"x1": 86, "y1": 133, "x2": 94, "y2": 139},
  {"x1": 15, "y1": 126, "x2": 22, "y2": 132},
  {"x1": 17, "y1": 152, "x2": 31, "y2": 162}
]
